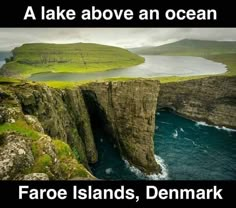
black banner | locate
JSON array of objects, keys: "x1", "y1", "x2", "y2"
[
  {"x1": 0, "y1": 181, "x2": 235, "y2": 205},
  {"x1": 0, "y1": 1, "x2": 235, "y2": 27}
]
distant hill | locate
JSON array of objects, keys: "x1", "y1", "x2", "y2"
[
  {"x1": 1, "y1": 43, "x2": 144, "y2": 77},
  {"x1": 130, "y1": 39, "x2": 236, "y2": 56}
]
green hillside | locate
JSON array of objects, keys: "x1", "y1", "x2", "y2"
[
  {"x1": 1, "y1": 43, "x2": 144, "y2": 78},
  {"x1": 130, "y1": 39, "x2": 236, "y2": 56}
]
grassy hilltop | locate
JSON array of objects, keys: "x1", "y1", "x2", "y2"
[
  {"x1": 1, "y1": 39, "x2": 236, "y2": 87},
  {"x1": 1, "y1": 43, "x2": 144, "y2": 78}
]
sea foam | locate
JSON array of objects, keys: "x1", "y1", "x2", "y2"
[
  {"x1": 124, "y1": 155, "x2": 168, "y2": 180},
  {"x1": 105, "y1": 168, "x2": 113, "y2": 175},
  {"x1": 195, "y1": 121, "x2": 236, "y2": 132},
  {"x1": 172, "y1": 130, "x2": 178, "y2": 138}
]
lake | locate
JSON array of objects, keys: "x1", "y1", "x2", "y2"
[{"x1": 29, "y1": 55, "x2": 227, "y2": 81}]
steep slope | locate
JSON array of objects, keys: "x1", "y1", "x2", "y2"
[
  {"x1": 1, "y1": 75, "x2": 235, "y2": 180},
  {"x1": 0, "y1": 79, "x2": 161, "y2": 179},
  {"x1": 158, "y1": 76, "x2": 236, "y2": 128},
  {"x1": 0, "y1": 85, "x2": 95, "y2": 180},
  {"x1": 13, "y1": 83, "x2": 98, "y2": 166},
  {"x1": 82, "y1": 80, "x2": 161, "y2": 174}
]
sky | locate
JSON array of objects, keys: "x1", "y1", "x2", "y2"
[{"x1": 0, "y1": 28, "x2": 236, "y2": 51}]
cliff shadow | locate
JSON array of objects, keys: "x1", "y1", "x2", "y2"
[
  {"x1": 82, "y1": 90, "x2": 115, "y2": 137},
  {"x1": 157, "y1": 107, "x2": 175, "y2": 113},
  {"x1": 81, "y1": 90, "x2": 123, "y2": 176}
]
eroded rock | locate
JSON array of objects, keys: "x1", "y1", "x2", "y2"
[
  {"x1": 0, "y1": 132, "x2": 34, "y2": 180},
  {"x1": 82, "y1": 80, "x2": 161, "y2": 174},
  {"x1": 158, "y1": 76, "x2": 236, "y2": 128},
  {"x1": 14, "y1": 84, "x2": 97, "y2": 166},
  {"x1": 24, "y1": 115, "x2": 44, "y2": 133},
  {"x1": 21, "y1": 173, "x2": 49, "y2": 180}
]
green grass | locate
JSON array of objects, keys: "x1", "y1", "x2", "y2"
[
  {"x1": 28, "y1": 136, "x2": 93, "y2": 179},
  {"x1": 52, "y1": 140, "x2": 93, "y2": 178},
  {"x1": 0, "y1": 120, "x2": 40, "y2": 140},
  {"x1": 0, "y1": 76, "x2": 20, "y2": 84},
  {"x1": 43, "y1": 80, "x2": 89, "y2": 88},
  {"x1": 2, "y1": 51, "x2": 235, "y2": 88},
  {"x1": 45, "y1": 52, "x2": 236, "y2": 88},
  {"x1": 53, "y1": 140, "x2": 72, "y2": 159},
  {"x1": 31, "y1": 154, "x2": 53, "y2": 173},
  {"x1": 2, "y1": 43, "x2": 144, "y2": 78},
  {"x1": 154, "y1": 75, "x2": 208, "y2": 83},
  {"x1": 2, "y1": 40, "x2": 236, "y2": 88}
]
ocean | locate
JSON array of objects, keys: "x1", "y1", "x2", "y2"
[{"x1": 91, "y1": 111, "x2": 236, "y2": 180}]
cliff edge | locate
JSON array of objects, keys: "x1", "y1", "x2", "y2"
[
  {"x1": 82, "y1": 80, "x2": 161, "y2": 174},
  {"x1": 158, "y1": 76, "x2": 236, "y2": 129},
  {"x1": 0, "y1": 79, "x2": 161, "y2": 179}
]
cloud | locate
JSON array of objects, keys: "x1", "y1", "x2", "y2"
[{"x1": 0, "y1": 28, "x2": 236, "y2": 50}]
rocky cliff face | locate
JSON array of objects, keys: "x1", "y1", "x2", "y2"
[
  {"x1": 1, "y1": 75, "x2": 234, "y2": 180},
  {"x1": 0, "y1": 84, "x2": 95, "y2": 180},
  {"x1": 0, "y1": 79, "x2": 161, "y2": 179},
  {"x1": 82, "y1": 80, "x2": 161, "y2": 174},
  {"x1": 158, "y1": 76, "x2": 236, "y2": 129},
  {"x1": 14, "y1": 84, "x2": 97, "y2": 166}
]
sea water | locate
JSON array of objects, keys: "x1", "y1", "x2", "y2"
[{"x1": 91, "y1": 111, "x2": 236, "y2": 180}]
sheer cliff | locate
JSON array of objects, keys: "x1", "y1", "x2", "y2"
[
  {"x1": 0, "y1": 76, "x2": 235, "y2": 180},
  {"x1": 82, "y1": 80, "x2": 161, "y2": 174},
  {"x1": 0, "y1": 79, "x2": 161, "y2": 179},
  {"x1": 158, "y1": 76, "x2": 236, "y2": 129}
]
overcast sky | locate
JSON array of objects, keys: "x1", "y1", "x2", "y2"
[{"x1": 0, "y1": 28, "x2": 236, "y2": 51}]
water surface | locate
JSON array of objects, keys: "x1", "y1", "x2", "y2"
[
  {"x1": 91, "y1": 111, "x2": 236, "y2": 180},
  {"x1": 29, "y1": 55, "x2": 227, "y2": 81}
]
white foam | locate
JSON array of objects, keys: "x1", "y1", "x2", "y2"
[
  {"x1": 160, "y1": 121, "x2": 171, "y2": 125},
  {"x1": 105, "y1": 168, "x2": 113, "y2": 175},
  {"x1": 172, "y1": 130, "x2": 178, "y2": 138},
  {"x1": 100, "y1": 138, "x2": 103, "y2": 142},
  {"x1": 180, "y1": 128, "x2": 184, "y2": 132},
  {"x1": 183, "y1": 137, "x2": 201, "y2": 148},
  {"x1": 195, "y1": 121, "x2": 209, "y2": 127},
  {"x1": 221, "y1": 126, "x2": 236, "y2": 132},
  {"x1": 124, "y1": 155, "x2": 168, "y2": 180},
  {"x1": 195, "y1": 121, "x2": 236, "y2": 132}
]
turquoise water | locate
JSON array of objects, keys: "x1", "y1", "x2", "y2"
[{"x1": 91, "y1": 111, "x2": 236, "y2": 180}]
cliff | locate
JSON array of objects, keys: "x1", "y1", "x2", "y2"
[
  {"x1": 0, "y1": 84, "x2": 95, "y2": 180},
  {"x1": 158, "y1": 76, "x2": 236, "y2": 129},
  {"x1": 1, "y1": 75, "x2": 235, "y2": 180},
  {"x1": 0, "y1": 79, "x2": 161, "y2": 179},
  {"x1": 82, "y1": 80, "x2": 161, "y2": 174},
  {"x1": 13, "y1": 84, "x2": 98, "y2": 166}
]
